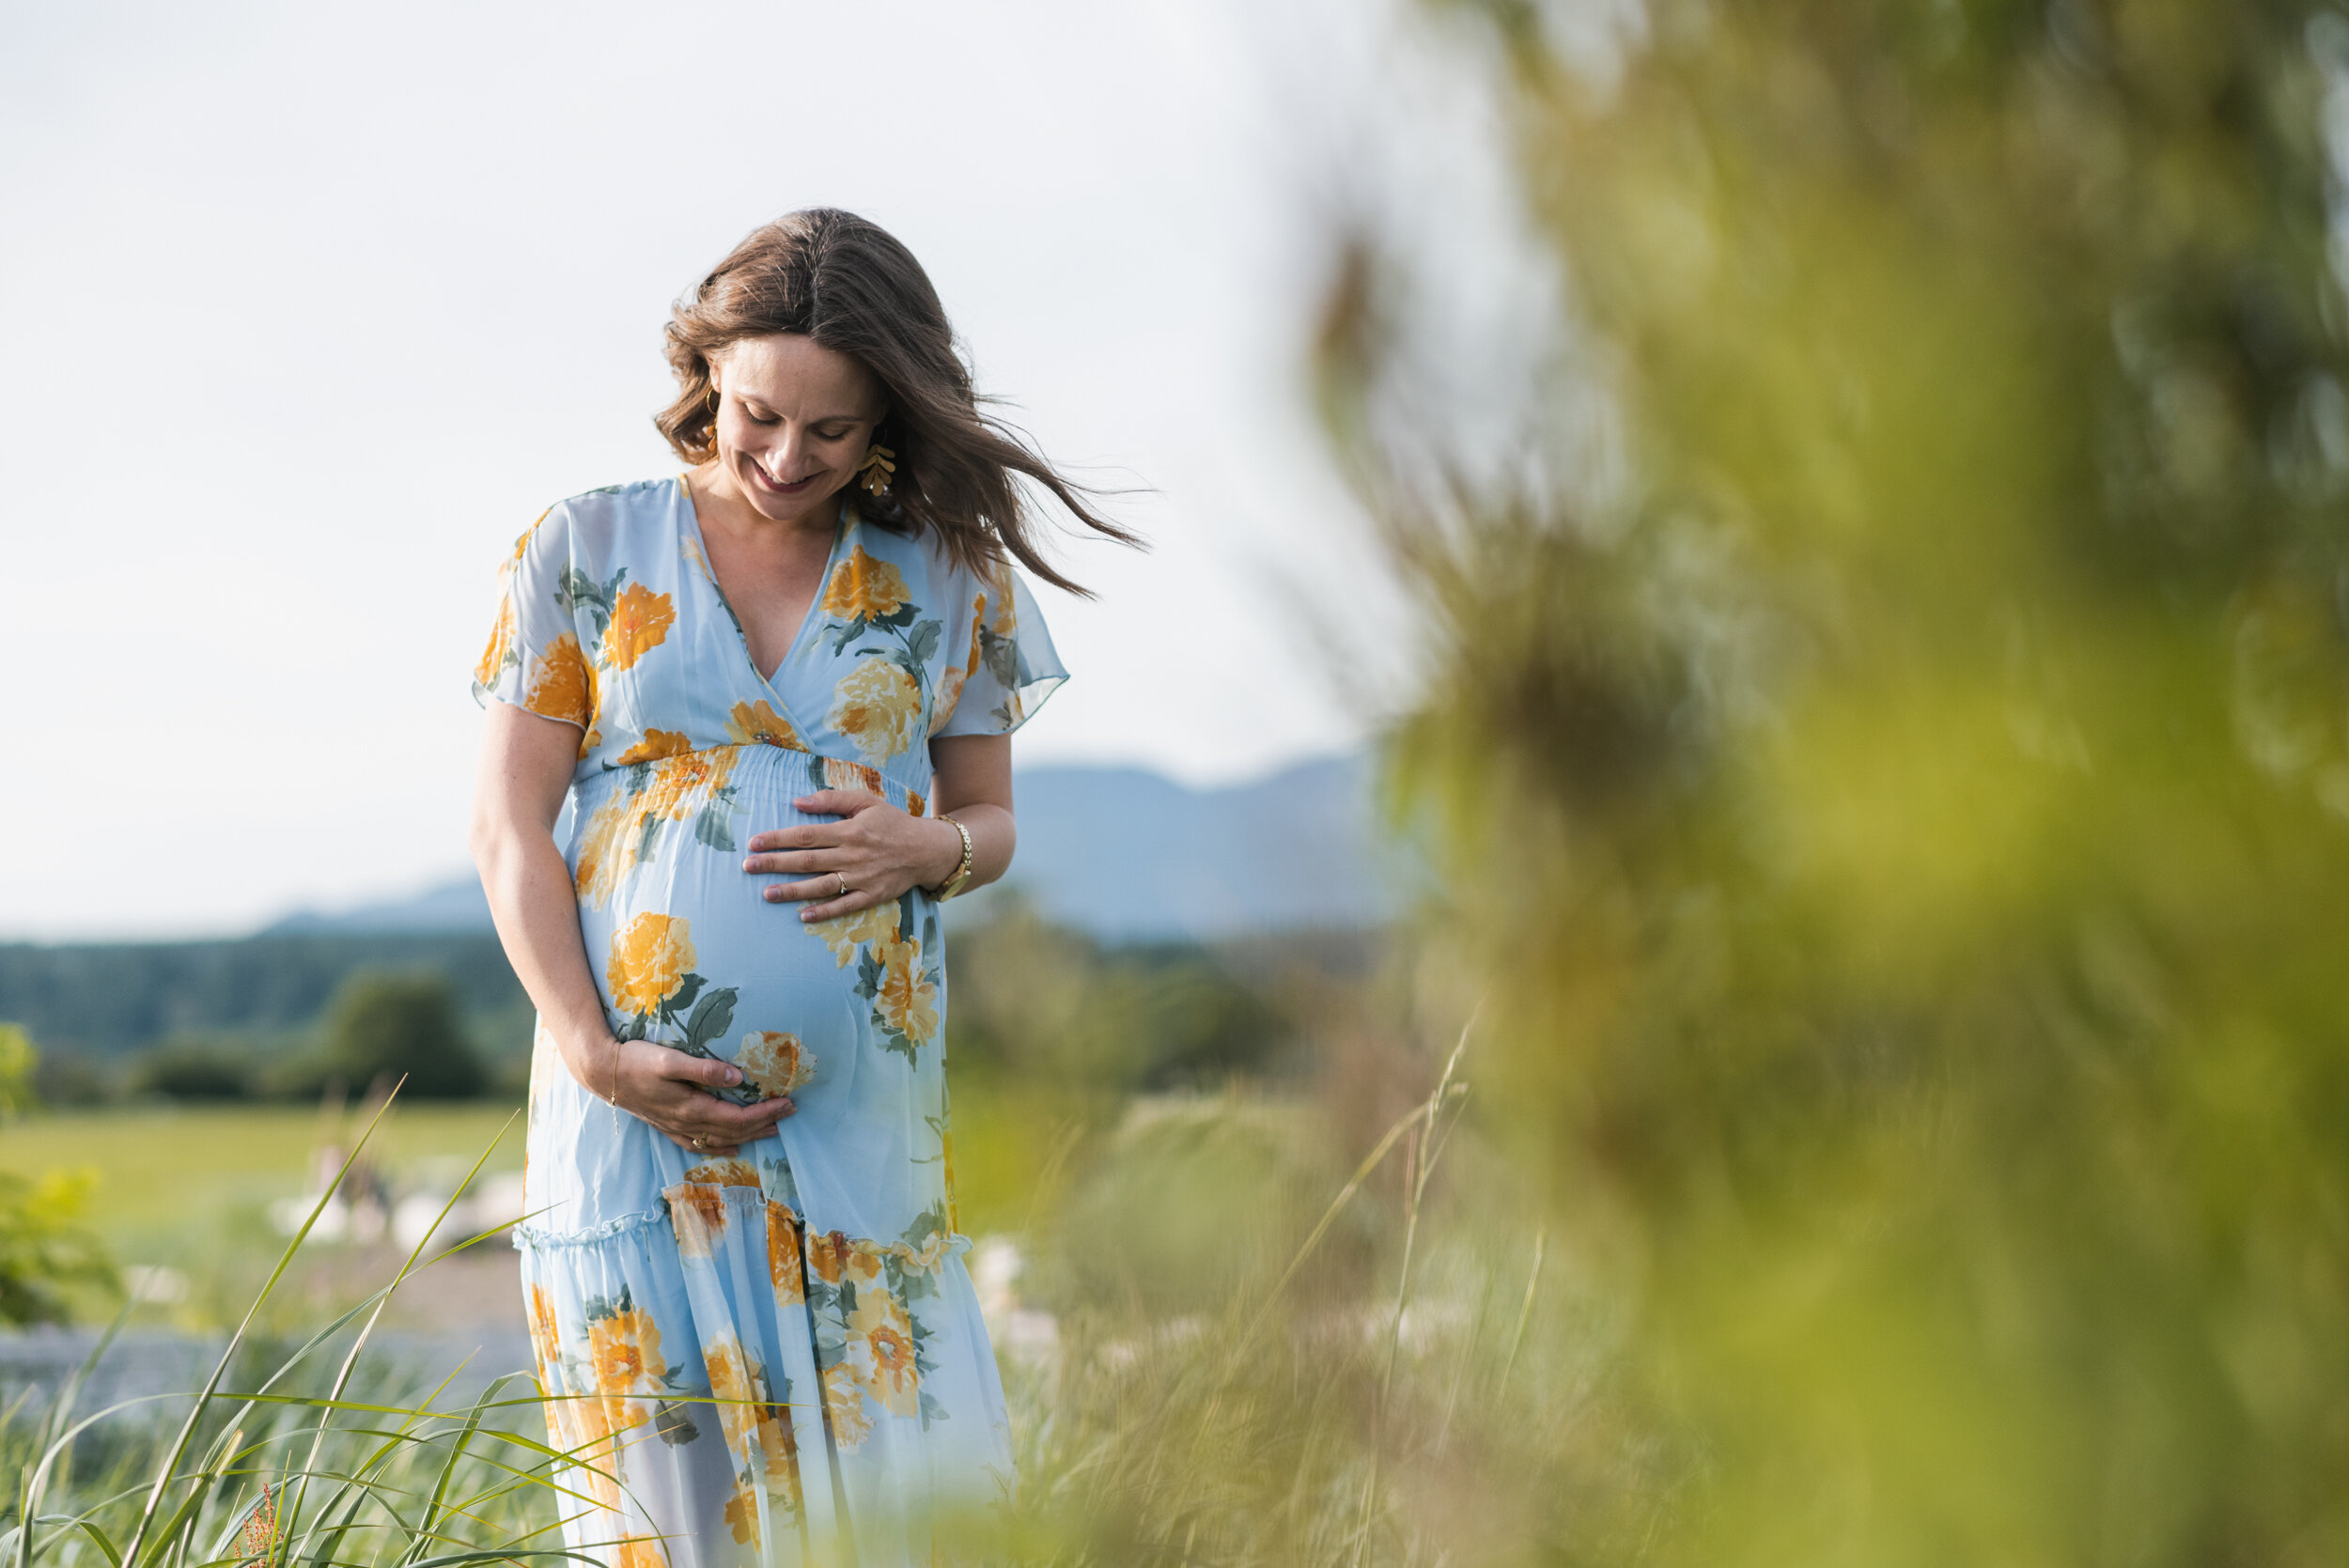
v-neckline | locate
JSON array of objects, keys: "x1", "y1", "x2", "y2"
[{"x1": 677, "y1": 474, "x2": 847, "y2": 691}]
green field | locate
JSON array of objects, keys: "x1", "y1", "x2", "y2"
[
  {"x1": 0, "y1": 1102, "x2": 526, "y2": 1250},
  {"x1": 0, "y1": 1079, "x2": 1075, "y2": 1329}
]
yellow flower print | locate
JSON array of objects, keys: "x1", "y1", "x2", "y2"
[
  {"x1": 681, "y1": 1157, "x2": 762, "y2": 1188},
  {"x1": 572, "y1": 794, "x2": 625, "y2": 906},
  {"x1": 819, "y1": 756, "x2": 890, "y2": 796},
  {"x1": 614, "y1": 728, "x2": 692, "y2": 765},
  {"x1": 561, "y1": 1391, "x2": 622, "y2": 1511},
  {"x1": 820, "y1": 1362, "x2": 874, "y2": 1450},
  {"x1": 587, "y1": 1308, "x2": 666, "y2": 1396},
  {"x1": 606, "y1": 912, "x2": 694, "y2": 1017},
  {"x1": 474, "y1": 598, "x2": 517, "y2": 691},
  {"x1": 704, "y1": 1335, "x2": 761, "y2": 1456},
  {"x1": 641, "y1": 747, "x2": 737, "y2": 823},
  {"x1": 758, "y1": 1398, "x2": 801, "y2": 1502},
  {"x1": 806, "y1": 1229, "x2": 851, "y2": 1287},
  {"x1": 604, "y1": 582, "x2": 677, "y2": 671},
  {"x1": 929, "y1": 593, "x2": 987, "y2": 737},
  {"x1": 813, "y1": 900, "x2": 898, "y2": 969},
  {"x1": 723, "y1": 1480, "x2": 760, "y2": 1546},
  {"x1": 526, "y1": 1282, "x2": 562, "y2": 1380},
  {"x1": 614, "y1": 1538, "x2": 668, "y2": 1568},
  {"x1": 842, "y1": 1238, "x2": 885, "y2": 1290},
  {"x1": 873, "y1": 931, "x2": 940, "y2": 1046},
  {"x1": 724, "y1": 699, "x2": 806, "y2": 751},
  {"x1": 988, "y1": 562, "x2": 1019, "y2": 637},
  {"x1": 828, "y1": 656, "x2": 923, "y2": 764},
  {"x1": 767, "y1": 1202, "x2": 805, "y2": 1305},
  {"x1": 578, "y1": 747, "x2": 740, "y2": 909},
  {"x1": 848, "y1": 1288, "x2": 920, "y2": 1418},
  {"x1": 671, "y1": 1183, "x2": 727, "y2": 1261},
  {"x1": 819, "y1": 545, "x2": 911, "y2": 623},
  {"x1": 738, "y1": 1032, "x2": 817, "y2": 1097},
  {"x1": 900, "y1": 1230, "x2": 952, "y2": 1274},
  {"x1": 524, "y1": 631, "x2": 594, "y2": 729}
]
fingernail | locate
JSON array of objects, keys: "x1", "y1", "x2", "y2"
[
  {"x1": 725, "y1": 1067, "x2": 741, "y2": 1084},
  {"x1": 765, "y1": 889, "x2": 780, "y2": 902},
  {"x1": 800, "y1": 909, "x2": 815, "y2": 922}
]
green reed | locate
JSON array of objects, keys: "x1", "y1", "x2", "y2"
[{"x1": 1, "y1": 1091, "x2": 589, "y2": 1568}]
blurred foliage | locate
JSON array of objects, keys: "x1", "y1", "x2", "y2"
[
  {"x1": 1310, "y1": 0, "x2": 2349, "y2": 1562},
  {"x1": 0, "y1": 932, "x2": 527, "y2": 1056},
  {"x1": 0, "y1": 1025, "x2": 115, "y2": 1326},
  {"x1": 308, "y1": 970, "x2": 487, "y2": 1100},
  {"x1": 947, "y1": 900, "x2": 1297, "y2": 1096},
  {"x1": 0, "y1": 1169, "x2": 115, "y2": 1327},
  {"x1": 128, "y1": 1038, "x2": 258, "y2": 1101},
  {"x1": 0, "y1": 1021, "x2": 35, "y2": 1118}
]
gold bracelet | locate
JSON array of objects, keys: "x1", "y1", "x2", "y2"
[{"x1": 931, "y1": 815, "x2": 976, "y2": 900}]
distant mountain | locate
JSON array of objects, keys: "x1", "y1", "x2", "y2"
[
  {"x1": 268, "y1": 877, "x2": 495, "y2": 935},
  {"x1": 264, "y1": 753, "x2": 1408, "y2": 942}
]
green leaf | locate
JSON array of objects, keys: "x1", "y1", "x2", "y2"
[
  {"x1": 692, "y1": 802, "x2": 737, "y2": 852},
  {"x1": 905, "y1": 619, "x2": 941, "y2": 665},
  {"x1": 653, "y1": 1400, "x2": 701, "y2": 1448},
  {"x1": 683, "y1": 988, "x2": 737, "y2": 1053},
  {"x1": 658, "y1": 970, "x2": 708, "y2": 1026}
]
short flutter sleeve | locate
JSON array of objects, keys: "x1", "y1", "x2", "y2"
[
  {"x1": 470, "y1": 506, "x2": 598, "y2": 738},
  {"x1": 933, "y1": 560, "x2": 1067, "y2": 737}
]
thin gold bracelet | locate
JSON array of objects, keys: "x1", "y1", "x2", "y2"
[{"x1": 932, "y1": 815, "x2": 976, "y2": 900}]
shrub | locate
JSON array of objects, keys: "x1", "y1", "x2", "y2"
[
  {"x1": 129, "y1": 1040, "x2": 257, "y2": 1101},
  {"x1": 319, "y1": 970, "x2": 486, "y2": 1100}
]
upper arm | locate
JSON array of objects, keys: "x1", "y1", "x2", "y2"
[
  {"x1": 473, "y1": 701, "x2": 582, "y2": 841},
  {"x1": 928, "y1": 733, "x2": 1013, "y2": 818}
]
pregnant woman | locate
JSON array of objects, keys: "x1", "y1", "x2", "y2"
[{"x1": 468, "y1": 209, "x2": 1131, "y2": 1567}]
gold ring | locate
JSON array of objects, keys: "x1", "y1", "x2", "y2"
[
  {"x1": 835, "y1": 873, "x2": 849, "y2": 898},
  {"x1": 690, "y1": 1135, "x2": 706, "y2": 1150}
]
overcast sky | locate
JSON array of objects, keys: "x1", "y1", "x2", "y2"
[{"x1": 0, "y1": 0, "x2": 1542, "y2": 940}]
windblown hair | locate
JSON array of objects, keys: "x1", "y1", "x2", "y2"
[{"x1": 656, "y1": 209, "x2": 1137, "y2": 595}]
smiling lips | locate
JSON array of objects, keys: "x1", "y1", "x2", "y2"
[{"x1": 747, "y1": 461, "x2": 821, "y2": 497}]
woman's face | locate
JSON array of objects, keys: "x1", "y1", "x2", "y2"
[{"x1": 708, "y1": 334, "x2": 886, "y2": 527}]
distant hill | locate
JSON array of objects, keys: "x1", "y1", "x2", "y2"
[
  {"x1": 0, "y1": 755, "x2": 1404, "y2": 1060},
  {"x1": 267, "y1": 753, "x2": 1406, "y2": 943},
  {"x1": 0, "y1": 933, "x2": 529, "y2": 1058}
]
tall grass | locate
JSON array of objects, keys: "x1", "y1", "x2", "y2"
[
  {"x1": 3, "y1": 1093, "x2": 582, "y2": 1568},
  {"x1": 5, "y1": 1029, "x2": 1606, "y2": 1567}
]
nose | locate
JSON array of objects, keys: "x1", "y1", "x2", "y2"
[{"x1": 763, "y1": 426, "x2": 816, "y2": 481}]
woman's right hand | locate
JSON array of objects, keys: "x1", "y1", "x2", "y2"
[{"x1": 600, "y1": 1038, "x2": 795, "y2": 1157}]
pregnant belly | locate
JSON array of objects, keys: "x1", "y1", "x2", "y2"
[{"x1": 567, "y1": 745, "x2": 904, "y2": 1109}]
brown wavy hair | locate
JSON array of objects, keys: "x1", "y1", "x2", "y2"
[{"x1": 656, "y1": 209, "x2": 1137, "y2": 595}]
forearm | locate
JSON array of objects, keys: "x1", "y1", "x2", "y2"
[
  {"x1": 470, "y1": 815, "x2": 613, "y2": 1093},
  {"x1": 926, "y1": 802, "x2": 1015, "y2": 893}
]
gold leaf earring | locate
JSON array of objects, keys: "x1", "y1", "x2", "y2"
[{"x1": 858, "y1": 443, "x2": 896, "y2": 497}]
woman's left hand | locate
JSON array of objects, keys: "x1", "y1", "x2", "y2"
[{"x1": 743, "y1": 788, "x2": 965, "y2": 922}]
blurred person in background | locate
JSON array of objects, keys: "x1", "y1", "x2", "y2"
[{"x1": 468, "y1": 208, "x2": 1133, "y2": 1566}]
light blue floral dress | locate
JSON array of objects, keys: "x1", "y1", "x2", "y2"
[{"x1": 471, "y1": 475, "x2": 1064, "y2": 1568}]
